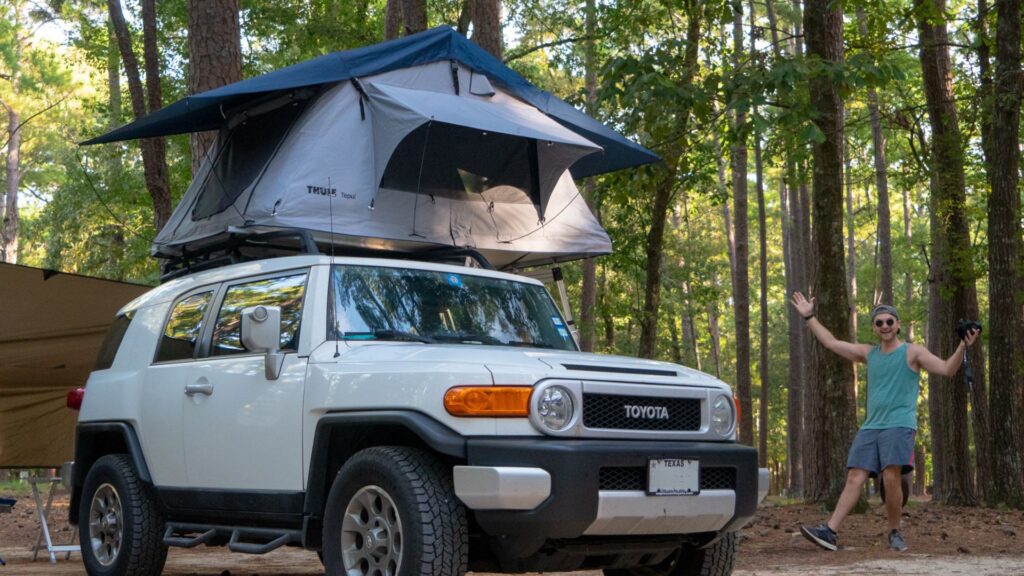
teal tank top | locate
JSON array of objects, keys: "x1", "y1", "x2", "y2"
[{"x1": 863, "y1": 342, "x2": 920, "y2": 430}]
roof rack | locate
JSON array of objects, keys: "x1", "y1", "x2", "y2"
[
  {"x1": 158, "y1": 229, "x2": 495, "y2": 282},
  {"x1": 160, "y1": 230, "x2": 320, "y2": 282}
]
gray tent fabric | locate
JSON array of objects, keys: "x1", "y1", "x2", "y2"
[
  {"x1": 154, "y1": 62, "x2": 613, "y2": 268},
  {"x1": 0, "y1": 264, "x2": 149, "y2": 467}
]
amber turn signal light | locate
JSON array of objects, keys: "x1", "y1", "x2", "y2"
[{"x1": 444, "y1": 386, "x2": 531, "y2": 417}]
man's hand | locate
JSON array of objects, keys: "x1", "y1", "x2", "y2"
[
  {"x1": 791, "y1": 291, "x2": 815, "y2": 318},
  {"x1": 962, "y1": 328, "x2": 980, "y2": 347}
]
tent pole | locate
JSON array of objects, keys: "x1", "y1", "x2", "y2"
[{"x1": 551, "y1": 267, "x2": 580, "y2": 346}]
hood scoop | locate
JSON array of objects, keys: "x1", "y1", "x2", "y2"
[{"x1": 561, "y1": 363, "x2": 678, "y2": 378}]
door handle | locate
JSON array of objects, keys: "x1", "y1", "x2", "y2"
[{"x1": 185, "y1": 382, "x2": 214, "y2": 397}]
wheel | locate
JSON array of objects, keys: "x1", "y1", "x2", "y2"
[
  {"x1": 322, "y1": 446, "x2": 468, "y2": 576},
  {"x1": 604, "y1": 532, "x2": 736, "y2": 576},
  {"x1": 78, "y1": 454, "x2": 167, "y2": 576}
]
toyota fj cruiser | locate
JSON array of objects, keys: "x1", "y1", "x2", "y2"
[{"x1": 69, "y1": 252, "x2": 768, "y2": 576}]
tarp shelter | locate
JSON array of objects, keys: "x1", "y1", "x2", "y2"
[
  {"x1": 0, "y1": 263, "x2": 149, "y2": 467},
  {"x1": 85, "y1": 27, "x2": 658, "y2": 269}
]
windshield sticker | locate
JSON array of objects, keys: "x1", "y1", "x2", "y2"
[
  {"x1": 557, "y1": 327, "x2": 571, "y2": 339},
  {"x1": 551, "y1": 316, "x2": 565, "y2": 327},
  {"x1": 446, "y1": 274, "x2": 463, "y2": 288}
]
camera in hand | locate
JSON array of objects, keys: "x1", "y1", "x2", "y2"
[{"x1": 955, "y1": 319, "x2": 982, "y2": 341}]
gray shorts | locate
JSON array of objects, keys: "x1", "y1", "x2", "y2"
[{"x1": 847, "y1": 427, "x2": 916, "y2": 476}]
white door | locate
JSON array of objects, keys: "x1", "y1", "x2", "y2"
[
  {"x1": 182, "y1": 271, "x2": 309, "y2": 491},
  {"x1": 140, "y1": 289, "x2": 218, "y2": 487}
]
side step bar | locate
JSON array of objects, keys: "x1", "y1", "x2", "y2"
[{"x1": 163, "y1": 523, "x2": 301, "y2": 555}]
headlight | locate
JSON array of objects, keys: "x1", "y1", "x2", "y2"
[
  {"x1": 536, "y1": 385, "x2": 574, "y2": 431},
  {"x1": 711, "y1": 394, "x2": 734, "y2": 437}
]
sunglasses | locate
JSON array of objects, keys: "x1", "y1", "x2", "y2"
[{"x1": 874, "y1": 318, "x2": 896, "y2": 327}]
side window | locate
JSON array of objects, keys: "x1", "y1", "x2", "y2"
[
  {"x1": 156, "y1": 292, "x2": 214, "y2": 363},
  {"x1": 94, "y1": 311, "x2": 135, "y2": 370},
  {"x1": 210, "y1": 273, "x2": 307, "y2": 356}
]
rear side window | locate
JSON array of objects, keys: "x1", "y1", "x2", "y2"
[
  {"x1": 210, "y1": 273, "x2": 307, "y2": 356},
  {"x1": 94, "y1": 312, "x2": 135, "y2": 370},
  {"x1": 156, "y1": 292, "x2": 214, "y2": 363}
]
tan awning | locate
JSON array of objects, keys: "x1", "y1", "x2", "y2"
[{"x1": 0, "y1": 263, "x2": 149, "y2": 467}]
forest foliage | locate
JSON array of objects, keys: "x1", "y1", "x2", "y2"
[{"x1": 0, "y1": 0, "x2": 1021, "y2": 507}]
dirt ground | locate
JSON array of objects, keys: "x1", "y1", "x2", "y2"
[{"x1": 2, "y1": 492, "x2": 1022, "y2": 575}]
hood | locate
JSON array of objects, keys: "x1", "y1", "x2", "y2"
[{"x1": 334, "y1": 342, "x2": 729, "y2": 390}]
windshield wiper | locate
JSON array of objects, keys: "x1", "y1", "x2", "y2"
[
  {"x1": 433, "y1": 332, "x2": 504, "y2": 345},
  {"x1": 506, "y1": 340, "x2": 558, "y2": 349},
  {"x1": 342, "y1": 330, "x2": 434, "y2": 343}
]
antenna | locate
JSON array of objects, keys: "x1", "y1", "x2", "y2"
[{"x1": 328, "y1": 176, "x2": 340, "y2": 358}]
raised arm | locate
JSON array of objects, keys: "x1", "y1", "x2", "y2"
[
  {"x1": 908, "y1": 329, "x2": 980, "y2": 377},
  {"x1": 790, "y1": 292, "x2": 871, "y2": 364}
]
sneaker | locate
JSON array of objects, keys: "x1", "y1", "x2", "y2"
[
  {"x1": 889, "y1": 529, "x2": 908, "y2": 552},
  {"x1": 800, "y1": 524, "x2": 838, "y2": 551}
]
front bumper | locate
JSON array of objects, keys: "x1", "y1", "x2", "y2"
[{"x1": 461, "y1": 438, "x2": 759, "y2": 540}]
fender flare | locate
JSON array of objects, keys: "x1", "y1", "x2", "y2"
[
  {"x1": 69, "y1": 422, "x2": 152, "y2": 524},
  {"x1": 303, "y1": 410, "x2": 466, "y2": 518}
]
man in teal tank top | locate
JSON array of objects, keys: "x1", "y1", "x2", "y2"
[{"x1": 790, "y1": 293, "x2": 979, "y2": 552}]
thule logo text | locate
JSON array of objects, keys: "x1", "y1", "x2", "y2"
[{"x1": 623, "y1": 405, "x2": 670, "y2": 420}]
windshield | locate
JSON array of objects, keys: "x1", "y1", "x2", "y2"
[{"x1": 328, "y1": 265, "x2": 577, "y2": 351}]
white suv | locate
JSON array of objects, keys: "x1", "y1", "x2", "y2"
[{"x1": 69, "y1": 254, "x2": 767, "y2": 576}]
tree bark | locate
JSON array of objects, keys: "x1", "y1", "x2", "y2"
[
  {"x1": 916, "y1": 0, "x2": 979, "y2": 506},
  {"x1": 1, "y1": 106, "x2": 20, "y2": 264},
  {"x1": 856, "y1": 8, "x2": 893, "y2": 305},
  {"x1": 385, "y1": 0, "x2": 402, "y2": 39},
  {"x1": 755, "y1": 134, "x2": 769, "y2": 466},
  {"x1": 108, "y1": 0, "x2": 172, "y2": 233},
  {"x1": 187, "y1": 0, "x2": 242, "y2": 176},
  {"x1": 803, "y1": 0, "x2": 856, "y2": 504},
  {"x1": 579, "y1": 0, "x2": 598, "y2": 352},
  {"x1": 708, "y1": 301, "x2": 723, "y2": 379},
  {"x1": 470, "y1": 0, "x2": 502, "y2": 60},
  {"x1": 400, "y1": 0, "x2": 427, "y2": 35},
  {"x1": 730, "y1": 2, "x2": 753, "y2": 446},
  {"x1": 781, "y1": 179, "x2": 804, "y2": 496},
  {"x1": 638, "y1": 3, "x2": 702, "y2": 359},
  {"x1": 986, "y1": 0, "x2": 1024, "y2": 508}
]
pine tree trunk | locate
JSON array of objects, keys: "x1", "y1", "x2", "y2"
[
  {"x1": 187, "y1": 0, "x2": 242, "y2": 177},
  {"x1": 385, "y1": 0, "x2": 402, "y2": 39},
  {"x1": 856, "y1": 8, "x2": 893, "y2": 305},
  {"x1": 578, "y1": 0, "x2": 599, "y2": 352},
  {"x1": 755, "y1": 135, "x2": 769, "y2": 466},
  {"x1": 985, "y1": 0, "x2": 1024, "y2": 509},
  {"x1": 803, "y1": 0, "x2": 856, "y2": 504},
  {"x1": 108, "y1": 0, "x2": 172, "y2": 233},
  {"x1": 1, "y1": 107, "x2": 20, "y2": 263},
  {"x1": 731, "y1": 3, "x2": 753, "y2": 446},
  {"x1": 708, "y1": 302, "x2": 723, "y2": 380},
  {"x1": 781, "y1": 179, "x2": 804, "y2": 496},
  {"x1": 916, "y1": 0, "x2": 979, "y2": 505},
  {"x1": 470, "y1": 0, "x2": 502, "y2": 60},
  {"x1": 400, "y1": 0, "x2": 427, "y2": 35},
  {"x1": 638, "y1": 4, "x2": 702, "y2": 358}
]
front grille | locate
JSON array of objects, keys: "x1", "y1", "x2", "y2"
[
  {"x1": 583, "y1": 394, "x2": 701, "y2": 431},
  {"x1": 599, "y1": 466, "x2": 737, "y2": 491}
]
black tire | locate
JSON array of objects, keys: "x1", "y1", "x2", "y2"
[
  {"x1": 322, "y1": 446, "x2": 468, "y2": 576},
  {"x1": 604, "y1": 532, "x2": 736, "y2": 576},
  {"x1": 78, "y1": 454, "x2": 167, "y2": 576}
]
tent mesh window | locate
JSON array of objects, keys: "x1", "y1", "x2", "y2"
[
  {"x1": 380, "y1": 122, "x2": 541, "y2": 207},
  {"x1": 192, "y1": 101, "x2": 307, "y2": 221}
]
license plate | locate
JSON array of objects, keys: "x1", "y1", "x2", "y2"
[{"x1": 648, "y1": 458, "x2": 699, "y2": 495}]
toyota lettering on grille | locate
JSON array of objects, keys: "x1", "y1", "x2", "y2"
[{"x1": 622, "y1": 405, "x2": 670, "y2": 420}]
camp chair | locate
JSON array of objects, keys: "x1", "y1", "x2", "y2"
[{"x1": 0, "y1": 496, "x2": 14, "y2": 565}]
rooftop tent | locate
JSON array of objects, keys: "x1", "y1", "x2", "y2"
[{"x1": 86, "y1": 28, "x2": 657, "y2": 269}]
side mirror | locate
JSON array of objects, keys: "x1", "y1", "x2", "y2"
[{"x1": 241, "y1": 306, "x2": 285, "y2": 380}]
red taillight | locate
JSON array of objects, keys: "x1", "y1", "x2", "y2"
[{"x1": 67, "y1": 387, "x2": 85, "y2": 411}]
